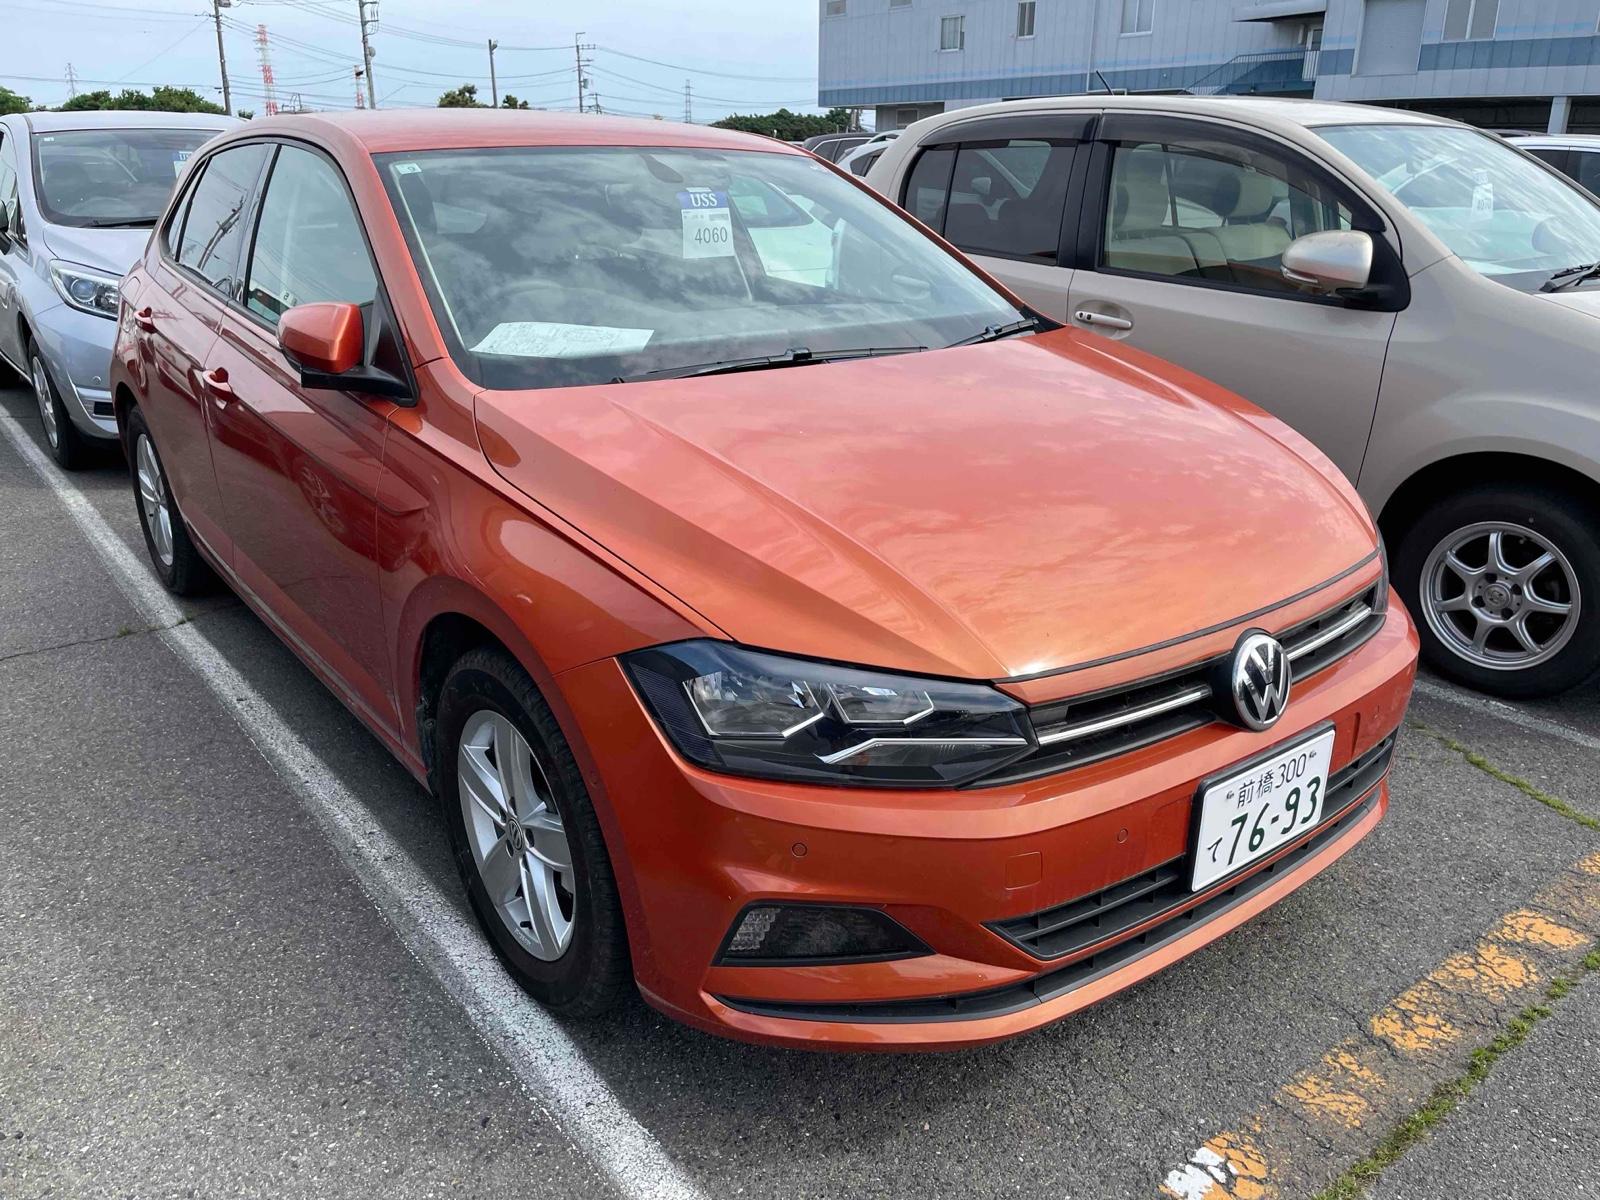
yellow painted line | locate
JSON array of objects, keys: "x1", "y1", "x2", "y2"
[{"x1": 1159, "y1": 854, "x2": 1600, "y2": 1199}]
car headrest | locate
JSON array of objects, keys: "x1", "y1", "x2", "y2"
[{"x1": 1113, "y1": 148, "x2": 1174, "y2": 230}]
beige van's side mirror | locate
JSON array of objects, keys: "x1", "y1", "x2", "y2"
[{"x1": 1282, "y1": 230, "x2": 1374, "y2": 294}]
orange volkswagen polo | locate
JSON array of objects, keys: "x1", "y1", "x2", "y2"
[{"x1": 110, "y1": 111, "x2": 1416, "y2": 1050}]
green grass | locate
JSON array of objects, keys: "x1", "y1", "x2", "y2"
[
  {"x1": 1410, "y1": 720, "x2": 1600, "y2": 832},
  {"x1": 1313, "y1": 948, "x2": 1600, "y2": 1200}
]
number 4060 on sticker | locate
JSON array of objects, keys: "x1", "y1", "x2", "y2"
[{"x1": 678, "y1": 189, "x2": 735, "y2": 259}]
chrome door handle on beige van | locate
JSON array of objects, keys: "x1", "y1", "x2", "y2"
[{"x1": 1073, "y1": 310, "x2": 1134, "y2": 332}]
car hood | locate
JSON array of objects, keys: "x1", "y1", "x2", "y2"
[
  {"x1": 474, "y1": 332, "x2": 1377, "y2": 682},
  {"x1": 1534, "y1": 286, "x2": 1600, "y2": 319},
  {"x1": 41, "y1": 223, "x2": 151, "y2": 275}
]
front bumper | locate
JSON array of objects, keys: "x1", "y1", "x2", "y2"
[
  {"x1": 555, "y1": 599, "x2": 1418, "y2": 1050},
  {"x1": 30, "y1": 300, "x2": 119, "y2": 439}
]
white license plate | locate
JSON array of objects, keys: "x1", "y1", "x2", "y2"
[{"x1": 1190, "y1": 726, "x2": 1336, "y2": 892}]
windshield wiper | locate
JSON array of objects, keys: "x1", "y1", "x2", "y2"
[
  {"x1": 613, "y1": 344, "x2": 926, "y2": 384},
  {"x1": 1541, "y1": 262, "x2": 1600, "y2": 292},
  {"x1": 948, "y1": 317, "x2": 1039, "y2": 347},
  {"x1": 80, "y1": 217, "x2": 157, "y2": 229}
]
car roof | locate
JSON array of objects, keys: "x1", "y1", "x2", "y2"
[
  {"x1": 22, "y1": 110, "x2": 236, "y2": 133},
  {"x1": 906, "y1": 94, "x2": 1458, "y2": 137},
  {"x1": 1511, "y1": 133, "x2": 1600, "y2": 147},
  {"x1": 226, "y1": 110, "x2": 801, "y2": 156}
]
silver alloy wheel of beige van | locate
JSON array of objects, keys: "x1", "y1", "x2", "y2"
[{"x1": 1419, "y1": 522, "x2": 1580, "y2": 671}]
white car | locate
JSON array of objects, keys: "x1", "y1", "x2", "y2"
[
  {"x1": 838, "y1": 130, "x2": 899, "y2": 177},
  {"x1": 1510, "y1": 134, "x2": 1600, "y2": 195},
  {"x1": 868, "y1": 96, "x2": 1600, "y2": 697}
]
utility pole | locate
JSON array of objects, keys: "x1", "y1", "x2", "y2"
[
  {"x1": 487, "y1": 38, "x2": 499, "y2": 107},
  {"x1": 573, "y1": 32, "x2": 595, "y2": 113},
  {"x1": 356, "y1": 0, "x2": 378, "y2": 109},
  {"x1": 210, "y1": 0, "x2": 233, "y2": 115},
  {"x1": 682, "y1": 78, "x2": 691, "y2": 124},
  {"x1": 64, "y1": 62, "x2": 77, "y2": 98}
]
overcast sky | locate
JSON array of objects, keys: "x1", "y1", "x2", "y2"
[{"x1": 4, "y1": 0, "x2": 823, "y2": 122}]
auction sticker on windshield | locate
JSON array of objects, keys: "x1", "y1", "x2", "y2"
[
  {"x1": 1190, "y1": 725, "x2": 1335, "y2": 892},
  {"x1": 679, "y1": 188, "x2": 735, "y2": 259}
]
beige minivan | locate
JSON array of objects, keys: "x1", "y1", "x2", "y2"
[{"x1": 868, "y1": 96, "x2": 1600, "y2": 697}]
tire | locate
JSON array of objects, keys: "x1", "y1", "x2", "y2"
[
  {"x1": 1393, "y1": 482, "x2": 1600, "y2": 698},
  {"x1": 434, "y1": 647, "x2": 629, "y2": 1017},
  {"x1": 28, "y1": 340, "x2": 91, "y2": 471},
  {"x1": 125, "y1": 405, "x2": 215, "y2": 596}
]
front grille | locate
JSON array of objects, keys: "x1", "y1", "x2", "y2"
[
  {"x1": 990, "y1": 733, "x2": 1395, "y2": 960},
  {"x1": 976, "y1": 582, "x2": 1384, "y2": 785},
  {"x1": 715, "y1": 736, "x2": 1394, "y2": 1025}
]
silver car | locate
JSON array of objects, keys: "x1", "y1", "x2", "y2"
[
  {"x1": 0, "y1": 110, "x2": 232, "y2": 468},
  {"x1": 868, "y1": 97, "x2": 1600, "y2": 698}
]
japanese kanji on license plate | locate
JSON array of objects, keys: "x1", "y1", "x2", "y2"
[{"x1": 1189, "y1": 725, "x2": 1336, "y2": 892}]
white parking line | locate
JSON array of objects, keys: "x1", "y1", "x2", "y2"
[
  {"x1": 0, "y1": 408, "x2": 705, "y2": 1200},
  {"x1": 1414, "y1": 677, "x2": 1600, "y2": 755}
]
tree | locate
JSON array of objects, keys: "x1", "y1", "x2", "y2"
[
  {"x1": 57, "y1": 85, "x2": 223, "y2": 114},
  {"x1": 712, "y1": 106, "x2": 857, "y2": 141},
  {"x1": 0, "y1": 85, "x2": 31, "y2": 116},
  {"x1": 500, "y1": 94, "x2": 530, "y2": 110},
  {"x1": 437, "y1": 83, "x2": 485, "y2": 108}
]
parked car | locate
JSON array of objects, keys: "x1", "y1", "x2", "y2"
[
  {"x1": 1510, "y1": 133, "x2": 1600, "y2": 195},
  {"x1": 839, "y1": 129, "x2": 899, "y2": 176},
  {"x1": 111, "y1": 111, "x2": 1415, "y2": 1049},
  {"x1": 801, "y1": 131, "x2": 871, "y2": 163},
  {"x1": 0, "y1": 110, "x2": 233, "y2": 467},
  {"x1": 870, "y1": 97, "x2": 1600, "y2": 697}
]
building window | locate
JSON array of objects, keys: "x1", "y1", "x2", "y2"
[
  {"x1": 1120, "y1": 0, "x2": 1153, "y2": 35},
  {"x1": 895, "y1": 106, "x2": 921, "y2": 127},
  {"x1": 940, "y1": 14, "x2": 965, "y2": 50},
  {"x1": 1442, "y1": 0, "x2": 1498, "y2": 41},
  {"x1": 1016, "y1": 1, "x2": 1036, "y2": 37},
  {"x1": 890, "y1": 0, "x2": 912, "y2": 7},
  {"x1": 824, "y1": 0, "x2": 845, "y2": 16}
]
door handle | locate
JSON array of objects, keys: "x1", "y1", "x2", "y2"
[
  {"x1": 201, "y1": 366, "x2": 234, "y2": 403},
  {"x1": 1073, "y1": 310, "x2": 1134, "y2": 332},
  {"x1": 135, "y1": 306, "x2": 157, "y2": 333}
]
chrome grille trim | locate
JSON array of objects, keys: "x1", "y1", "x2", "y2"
[
  {"x1": 974, "y1": 582, "x2": 1385, "y2": 786},
  {"x1": 1034, "y1": 684, "x2": 1211, "y2": 746},
  {"x1": 1285, "y1": 602, "x2": 1374, "y2": 664}
]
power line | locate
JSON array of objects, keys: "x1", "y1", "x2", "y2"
[{"x1": 595, "y1": 45, "x2": 814, "y2": 82}]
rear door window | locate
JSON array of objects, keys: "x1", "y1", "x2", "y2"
[
  {"x1": 945, "y1": 139, "x2": 1074, "y2": 262},
  {"x1": 176, "y1": 142, "x2": 271, "y2": 296},
  {"x1": 1571, "y1": 151, "x2": 1600, "y2": 194}
]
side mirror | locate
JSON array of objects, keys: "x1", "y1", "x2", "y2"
[
  {"x1": 278, "y1": 301, "x2": 364, "y2": 377},
  {"x1": 1281, "y1": 230, "x2": 1373, "y2": 294}
]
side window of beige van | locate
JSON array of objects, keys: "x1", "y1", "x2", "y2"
[{"x1": 1102, "y1": 135, "x2": 1353, "y2": 295}]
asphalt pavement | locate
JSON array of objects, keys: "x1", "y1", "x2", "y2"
[{"x1": 2, "y1": 377, "x2": 1598, "y2": 1200}]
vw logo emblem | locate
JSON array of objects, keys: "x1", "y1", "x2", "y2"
[{"x1": 1229, "y1": 631, "x2": 1291, "y2": 731}]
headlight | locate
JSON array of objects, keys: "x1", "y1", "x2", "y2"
[
  {"x1": 49, "y1": 260, "x2": 121, "y2": 319},
  {"x1": 623, "y1": 641, "x2": 1032, "y2": 788}
]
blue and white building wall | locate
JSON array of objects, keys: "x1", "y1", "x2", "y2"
[{"x1": 819, "y1": 0, "x2": 1600, "y2": 133}]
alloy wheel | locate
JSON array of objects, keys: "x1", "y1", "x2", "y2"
[
  {"x1": 457, "y1": 709, "x2": 575, "y2": 961},
  {"x1": 30, "y1": 356, "x2": 58, "y2": 451},
  {"x1": 134, "y1": 433, "x2": 175, "y2": 569},
  {"x1": 1420, "y1": 521, "x2": 1580, "y2": 671}
]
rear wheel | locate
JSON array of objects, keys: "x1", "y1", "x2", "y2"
[
  {"x1": 1394, "y1": 483, "x2": 1600, "y2": 697},
  {"x1": 28, "y1": 341, "x2": 90, "y2": 471},
  {"x1": 435, "y1": 647, "x2": 629, "y2": 1017},
  {"x1": 125, "y1": 405, "x2": 215, "y2": 596}
]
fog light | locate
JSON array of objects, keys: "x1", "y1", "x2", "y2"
[{"x1": 716, "y1": 904, "x2": 930, "y2": 965}]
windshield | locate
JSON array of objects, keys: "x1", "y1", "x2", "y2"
[
  {"x1": 1316, "y1": 122, "x2": 1600, "y2": 291},
  {"x1": 32, "y1": 128, "x2": 220, "y2": 228},
  {"x1": 375, "y1": 145, "x2": 1025, "y2": 390}
]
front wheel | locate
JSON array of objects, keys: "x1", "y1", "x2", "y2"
[
  {"x1": 1394, "y1": 483, "x2": 1600, "y2": 697},
  {"x1": 29, "y1": 342, "x2": 90, "y2": 471},
  {"x1": 435, "y1": 647, "x2": 629, "y2": 1017},
  {"x1": 125, "y1": 405, "x2": 215, "y2": 596}
]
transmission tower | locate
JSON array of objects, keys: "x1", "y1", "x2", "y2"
[
  {"x1": 683, "y1": 79, "x2": 692, "y2": 124},
  {"x1": 255, "y1": 24, "x2": 279, "y2": 116},
  {"x1": 65, "y1": 63, "x2": 77, "y2": 97}
]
